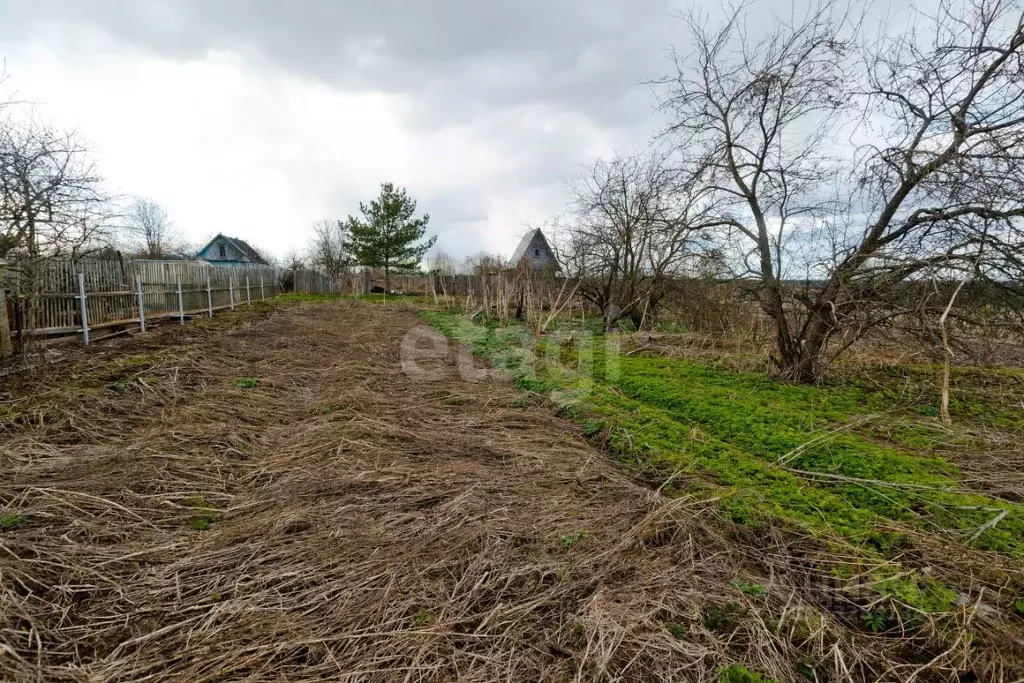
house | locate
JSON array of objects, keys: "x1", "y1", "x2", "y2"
[
  {"x1": 508, "y1": 228, "x2": 558, "y2": 271},
  {"x1": 196, "y1": 234, "x2": 269, "y2": 267}
]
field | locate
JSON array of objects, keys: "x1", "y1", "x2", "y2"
[{"x1": 2, "y1": 297, "x2": 1023, "y2": 681}]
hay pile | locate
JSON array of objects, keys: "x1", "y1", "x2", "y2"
[{"x1": 0, "y1": 301, "x2": 1018, "y2": 681}]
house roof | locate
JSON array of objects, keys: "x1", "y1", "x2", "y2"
[
  {"x1": 197, "y1": 233, "x2": 269, "y2": 265},
  {"x1": 509, "y1": 228, "x2": 555, "y2": 268}
]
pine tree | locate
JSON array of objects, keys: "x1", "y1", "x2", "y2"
[{"x1": 344, "y1": 183, "x2": 436, "y2": 291}]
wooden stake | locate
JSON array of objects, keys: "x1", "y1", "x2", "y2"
[
  {"x1": 77, "y1": 272, "x2": 89, "y2": 345},
  {"x1": 136, "y1": 273, "x2": 146, "y2": 332},
  {"x1": 939, "y1": 276, "x2": 970, "y2": 425},
  {"x1": 206, "y1": 273, "x2": 214, "y2": 317},
  {"x1": 177, "y1": 275, "x2": 185, "y2": 325}
]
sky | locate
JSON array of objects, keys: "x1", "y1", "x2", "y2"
[{"x1": 0, "y1": 0, "x2": 692, "y2": 261}]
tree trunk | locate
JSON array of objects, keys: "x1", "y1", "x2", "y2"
[
  {"x1": 775, "y1": 312, "x2": 831, "y2": 383},
  {"x1": 384, "y1": 265, "x2": 390, "y2": 293},
  {"x1": 0, "y1": 291, "x2": 12, "y2": 359},
  {"x1": 603, "y1": 302, "x2": 622, "y2": 332},
  {"x1": 629, "y1": 309, "x2": 645, "y2": 331},
  {"x1": 777, "y1": 341, "x2": 825, "y2": 383}
]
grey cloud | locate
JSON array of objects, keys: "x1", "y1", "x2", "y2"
[
  {"x1": 0, "y1": 0, "x2": 693, "y2": 258},
  {"x1": 1, "y1": 0, "x2": 682, "y2": 126}
]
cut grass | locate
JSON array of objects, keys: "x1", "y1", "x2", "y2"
[{"x1": 420, "y1": 310, "x2": 1024, "y2": 617}]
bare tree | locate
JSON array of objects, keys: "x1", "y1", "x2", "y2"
[
  {"x1": 558, "y1": 150, "x2": 720, "y2": 330},
  {"x1": 658, "y1": 0, "x2": 1024, "y2": 381},
  {"x1": 0, "y1": 118, "x2": 110, "y2": 260},
  {"x1": 121, "y1": 196, "x2": 179, "y2": 259},
  {"x1": 657, "y1": 1, "x2": 856, "y2": 377},
  {"x1": 827, "y1": 0, "x2": 1024, "y2": 357},
  {"x1": 427, "y1": 250, "x2": 459, "y2": 276},
  {"x1": 306, "y1": 219, "x2": 348, "y2": 276},
  {"x1": 463, "y1": 252, "x2": 507, "y2": 275}
]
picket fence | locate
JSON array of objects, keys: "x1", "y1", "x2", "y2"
[
  {"x1": 1, "y1": 258, "x2": 282, "y2": 350},
  {"x1": 289, "y1": 268, "x2": 511, "y2": 299},
  {"x1": 1, "y1": 256, "x2": 549, "y2": 357}
]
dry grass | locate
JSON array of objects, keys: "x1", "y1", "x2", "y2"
[{"x1": 1, "y1": 300, "x2": 1020, "y2": 681}]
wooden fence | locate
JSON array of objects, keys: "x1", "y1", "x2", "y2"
[
  {"x1": 1, "y1": 258, "x2": 282, "y2": 353},
  {"x1": 289, "y1": 268, "x2": 514, "y2": 299},
  {"x1": 293, "y1": 269, "x2": 348, "y2": 294},
  {"x1": 0, "y1": 256, "x2": 566, "y2": 358}
]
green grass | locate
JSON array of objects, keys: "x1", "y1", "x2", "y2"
[
  {"x1": 1, "y1": 514, "x2": 23, "y2": 531},
  {"x1": 233, "y1": 377, "x2": 259, "y2": 389},
  {"x1": 275, "y1": 292, "x2": 434, "y2": 305},
  {"x1": 420, "y1": 310, "x2": 1024, "y2": 616},
  {"x1": 411, "y1": 608, "x2": 434, "y2": 628},
  {"x1": 560, "y1": 530, "x2": 586, "y2": 550},
  {"x1": 275, "y1": 292, "x2": 347, "y2": 304},
  {"x1": 184, "y1": 496, "x2": 218, "y2": 531},
  {"x1": 728, "y1": 578, "x2": 766, "y2": 596},
  {"x1": 717, "y1": 664, "x2": 779, "y2": 683},
  {"x1": 593, "y1": 355, "x2": 1024, "y2": 555}
]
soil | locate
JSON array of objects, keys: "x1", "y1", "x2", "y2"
[{"x1": 0, "y1": 300, "x2": 1017, "y2": 681}]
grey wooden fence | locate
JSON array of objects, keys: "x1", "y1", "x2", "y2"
[
  {"x1": 293, "y1": 269, "x2": 348, "y2": 294},
  {"x1": 1, "y1": 258, "x2": 281, "y2": 350},
  {"x1": 0, "y1": 257, "x2": 552, "y2": 357}
]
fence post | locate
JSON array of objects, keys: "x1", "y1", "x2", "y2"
[
  {"x1": 77, "y1": 272, "x2": 90, "y2": 346},
  {"x1": 0, "y1": 260, "x2": 12, "y2": 358},
  {"x1": 260, "y1": 275, "x2": 265, "y2": 301},
  {"x1": 206, "y1": 273, "x2": 214, "y2": 317},
  {"x1": 246, "y1": 276, "x2": 251, "y2": 305},
  {"x1": 177, "y1": 275, "x2": 185, "y2": 325},
  {"x1": 229, "y1": 275, "x2": 235, "y2": 310},
  {"x1": 136, "y1": 273, "x2": 146, "y2": 333}
]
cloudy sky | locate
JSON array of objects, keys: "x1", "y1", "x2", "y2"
[{"x1": 0, "y1": 0, "x2": 696, "y2": 261}]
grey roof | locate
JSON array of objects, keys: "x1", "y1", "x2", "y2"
[
  {"x1": 198, "y1": 233, "x2": 269, "y2": 265},
  {"x1": 227, "y1": 236, "x2": 268, "y2": 265},
  {"x1": 509, "y1": 228, "x2": 554, "y2": 268}
]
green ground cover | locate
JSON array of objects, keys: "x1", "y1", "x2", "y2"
[{"x1": 421, "y1": 310, "x2": 1024, "y2": 616}]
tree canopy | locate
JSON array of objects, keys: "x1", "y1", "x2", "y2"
[{"x1": 344, "y1": 183, "x2": 435, "y2": 288}]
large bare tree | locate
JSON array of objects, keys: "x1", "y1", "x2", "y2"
[
  {"x1": 659, "y1": 0, "x2": 1024, "y2": 381},
  {"x1": 121, "y1": 196, "x2": 179, "y2": 259},
  {"x1": 0, "y1": 118, "x2": 109, "y2": 260},
  {"x1": 559, "y1": 150, "x2": 720, "y2": 330},
  {"x1": 306, "y1": 219, "x2": 349, "y2": 277}
]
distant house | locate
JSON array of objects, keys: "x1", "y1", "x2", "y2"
[
  {"x1": 196, "y1": 234, "x2": 269, "y2": 267},
  {"x1": 508, "y1": 228, "x2": 558, "y2": 271}
]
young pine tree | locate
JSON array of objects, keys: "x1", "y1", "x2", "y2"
[{"x1": 344, "y1": 183, "x2": 436, "y2": 291}]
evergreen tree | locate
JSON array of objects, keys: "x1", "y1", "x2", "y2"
[{"x1": 344, "y1": 183, "x2": 436, "y2": 290}]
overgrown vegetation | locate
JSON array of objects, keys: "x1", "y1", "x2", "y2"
[{"x1": 421, "y1": 310, "x2": 1024, "y2": 627}]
